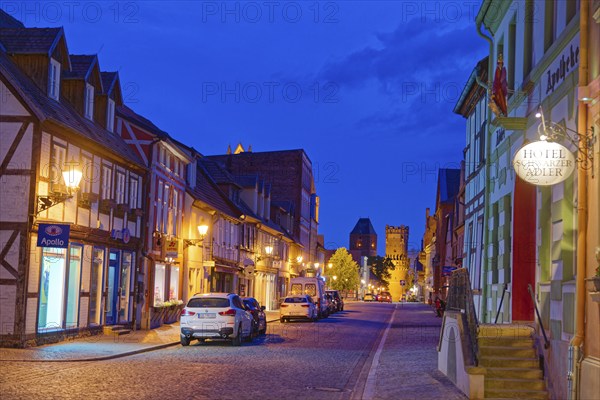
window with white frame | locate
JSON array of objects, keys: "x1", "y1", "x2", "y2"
[
  {"x1": 115, "y1": 171, "x2": 126, "y2": 204},
  {"x1": 101, "y1": 165, "x2": 112, "y2": 200},
  {"x1": 129, "y1": 177, "x2": 139, "y2": 209},
  {"x1": 85, "y1": 83, "x2": 94, "y2": 120},
  {"x1": 156, "y1": 181, "x2": 163, "y2": 231},
  {"x1": 81, "y1": 155, "x2": 93, "y2": 193},
  {"x1": 171, "y1": 189, "x2": 178, "y2": 236},
  {"x1": 106, "y1": 99, "x2": 115, "y2": 132},
  {"x1": 50, "y1": 143, "x2": 66, "y2": 190},
  {"x1": 48, "y1": 59, "x2": 61, "y2": 100},
  {"x1": 162, "y1": 184, "x2": 169, "y2": 234}
]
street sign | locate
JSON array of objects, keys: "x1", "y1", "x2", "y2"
[{"x1": 37, "y1": 223, "x2": 70, "y2": 248}]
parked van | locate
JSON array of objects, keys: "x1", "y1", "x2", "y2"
[{"x1": 289, "y1": 277, "x2": 328, "y2": 318}]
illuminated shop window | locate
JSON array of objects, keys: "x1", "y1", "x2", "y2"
[{"x1": 154, "y1": 264, "x2": 166, "y2": 306}]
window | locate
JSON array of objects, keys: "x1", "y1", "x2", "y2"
[
  {"x1": 544, "y1": 0, "x2": 555, "y2": 51},
  {"x1": 187, "y1": 297, "x2": 229, "y2": 308},
  {"x1": 171, "y1": 189, "x2": 179, "y2": 236},
  {"x1": 162, "y1": 184, "x2": 169, "y2": 234},
  {"x1": 290, "y1": 283, "x2": 303, "y2": 295},
  {"x1": 89, "y1": 247, "x2": 104, "y2": 325},
  {"x1": 523, "y1": 0, "x2": 534, "y2": 76},
  {"x1": 50, "y1": 143, "x2": 66, "y2": 191},
  {"x1": 508, "y1": 19, "x2": 516, "y2": 96},
  {"x1": 37, "y1": 245, "x2": 82, "y2": 331},
  {"x1": 106, "y1": 99, "x2": 115, "y2": 133},
  {"x1": 48, "y1": 59, "x2": 60, "y2": 100},
  {"x1": 169, "y1": 266, "x2": 180, "y2": 300},
  {"x1": 85, "y1": 83, "x2": 94, "y2": 120},
  {"x1": 81, "y1": 155, "x2": 93, "y2": 194},
  {"x1": 129, "y1": 177, "x2": 139, "y2": 209},
  {"x1": 66, "y1": 245, "x2": 83, "y2": 328},
  {"x1": 38, "y1": 247, "x2": 67, "y2": 330},
  {"x1": 115, "y1": 171, "x2": 126, "y2": 204},
  {"x1": 156, "y1": 181, "x2": 163, "y2": 231},
  {"x1": 101, "y1": 165, "x2": 112, "y2": 200},
  {"x1": 154, "y1": 264, "x2": 166, "y2": 306}
]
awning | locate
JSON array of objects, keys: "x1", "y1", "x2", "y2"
[{"x1": 243, "y1": 258, "x2": 255, "y2": 266}]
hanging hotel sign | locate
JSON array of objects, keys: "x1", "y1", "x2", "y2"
[
  {"x1": 543, "y1": 33, "x2": 579, "y2": 96},
  {"x1": 512, "y1": 140, "x2": 575, "y2": 186},
  {"x1": 163, "y1": 238, "x2": 179, "y2": 259},
  {"x1": 37, "y1": 223, "x2": 70, "y2": 248}
]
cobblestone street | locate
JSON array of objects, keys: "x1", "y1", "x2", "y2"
[{"x1": 0, "y1": 302, "x2": 465, "y2": 400}]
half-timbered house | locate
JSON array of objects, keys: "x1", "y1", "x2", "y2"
[
  {"x1": 116, "y1": 106, "x2": 194, "y2": 329},
  {"x1": 0, "y1": 23, "x2": 147, "y2": 346}
]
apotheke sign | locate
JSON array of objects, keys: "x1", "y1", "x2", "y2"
[
  {"x1": 543, "y1": 33, "x2": 579, "y2": 96},
  {"x1": 37, "y1": 223, "x2": 70, "y2": 248},
  {"x1": 513, "y1": 140, "x2": 575, "y2": 186}
]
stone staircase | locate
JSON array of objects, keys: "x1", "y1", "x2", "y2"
[
  {"x1": 102, "y1": 325, "x2": 132, "y2": 336},
  {"x1": 478, "y1": 325, "x2": 548, "y2": 399}
]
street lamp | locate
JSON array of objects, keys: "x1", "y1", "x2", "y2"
[
  {"x1": 37, "y1": 162, "x2": 83, "y2": 214},
  {"x1": 184, "y1": 224, "x2": 209, "y2": 248},
  {"x1": 265, "y1": 245, "x2": 273, "y2": 255},
  {"x1": 333, "y1": 275, "x2": 337, "y2": 281},
  {"x1": 328, "y1": 263, "x2": 333, "y2": 269}
]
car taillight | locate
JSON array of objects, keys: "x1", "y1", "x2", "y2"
[
  {"x1": 301, "y1": 304, "x2": 309, "y2": 308},
  {"x1": 181, "y1": 309, "x2": 195, "y2": 317},
  {"x1": 218, "y1": 309, "x2": 236, "y2": 316},
  {"x1": 280, "y1": 304, "x2": 289, "y2": 307}
]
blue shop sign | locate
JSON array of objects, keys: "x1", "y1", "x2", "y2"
[{"x1": 37, "y1": 223, "x2": 70, "y2": 248}]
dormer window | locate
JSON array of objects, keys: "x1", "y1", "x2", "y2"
[
  {"x1": 85, "y1": 83, "x2": 94, "y2": 120},
  {"x1": 106, "y1": 99, "x2": 115, "y2": 132},
  {"x1": 48, "y1": 59, "x2": 60, "y2": 100}
]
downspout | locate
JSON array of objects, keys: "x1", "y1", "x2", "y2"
[
  {"x1": 570, "y1": 2, "x2": 589, "y2": 399},
  {"x1": 476, "y1": 1, "x2": 493, "y2": 322}
]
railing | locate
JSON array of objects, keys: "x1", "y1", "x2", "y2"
[
  {"x1": 528, "y1": 283, "x2": 550, "y2": 349},
  {"x1": 494, "y1": 283, "x2": 508, "y2": 323},
  {"x1": 446, "y1": 268, "x2": 479, "y2": 366}
]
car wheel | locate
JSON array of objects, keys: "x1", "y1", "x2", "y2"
[
  {"x1": 259, "y1": 322, "x2": 267, "y2": 335},
  {"x1": 180, "y1": 336, "x2": 191, "y2": 347},
  {"x1": 232, "y1": 324, "x2": 243, "y2": 346},
  {"x1": 280, "y1": 317, "x2": 285, "y2": 323}
]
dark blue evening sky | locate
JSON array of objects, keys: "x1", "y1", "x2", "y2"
[{"x1": 4, "y1": 1, "x2": 487, "y2": 253}]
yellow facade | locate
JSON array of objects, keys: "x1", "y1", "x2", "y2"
[{"x1": 385, "y1": 225, "x2": 410, "y2": 301}]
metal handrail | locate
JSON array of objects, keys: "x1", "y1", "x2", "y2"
[
  {"x1": 494, "y1": 283, "x2": 508, "y2": 323},
  {"x1": 446, "y1": 269, "x2": 479, "y2": 366},
  {"x1": 528, "y1": 283, "x2": 550, "y2": 349}
]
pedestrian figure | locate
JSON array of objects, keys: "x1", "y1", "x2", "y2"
[{"x1": 435, "y1": 297, "x2": 444, "y2": 317}]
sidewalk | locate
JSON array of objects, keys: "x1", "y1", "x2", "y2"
[{"x1": 0, "y1": 311, "x2": 281, "y2": 362}]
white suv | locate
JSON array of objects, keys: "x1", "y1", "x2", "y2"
[{"x1": 180, "y1": 293, "x2": 254, "y2": 346}]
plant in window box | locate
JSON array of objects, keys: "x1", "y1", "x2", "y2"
[
  {"x1": 99, "y1": 198, "x2": 117, "y2": 212},
  {"x1": 78, "y1": 192, "x2": 99, "y2": 207}
]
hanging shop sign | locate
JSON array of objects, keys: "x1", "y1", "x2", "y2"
[
  {"x1": 37, "y1": 223, "x2": 70, "y2": 248},
  {"x1": 513, "y1": 140, "x2": 575, "y2": 186},
  {"x1": 110, "y1": 228, "x2": 130, "y2": 244},
  {"x1": 163, "y1": 238, "x2": 179, "y2": 259}
]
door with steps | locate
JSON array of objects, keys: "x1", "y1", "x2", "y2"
[{"x1": 478, "y1": 329, "x2": 549, "y2": 399}]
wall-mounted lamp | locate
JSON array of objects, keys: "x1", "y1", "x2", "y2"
[
  {"x1": 265, "y1": 245, "x2": 273, "y2": 255},
  {"x1": 37, "y1": 163, "x2": 83, "y2": 214},
  {"x1": 184, "y1": 224, "x2": 209, "y2": 248},
  {"x1": 296, "y1": 256, "x2": 303, "y2": 263}
]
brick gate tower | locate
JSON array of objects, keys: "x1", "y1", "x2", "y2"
[{"x1": 385, "y1": 225, "x2": 409, "y2": 302}]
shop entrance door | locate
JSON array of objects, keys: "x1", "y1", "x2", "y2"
[{"x1": 106, "y1": 251, "x2": 120, "y2": 325}]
